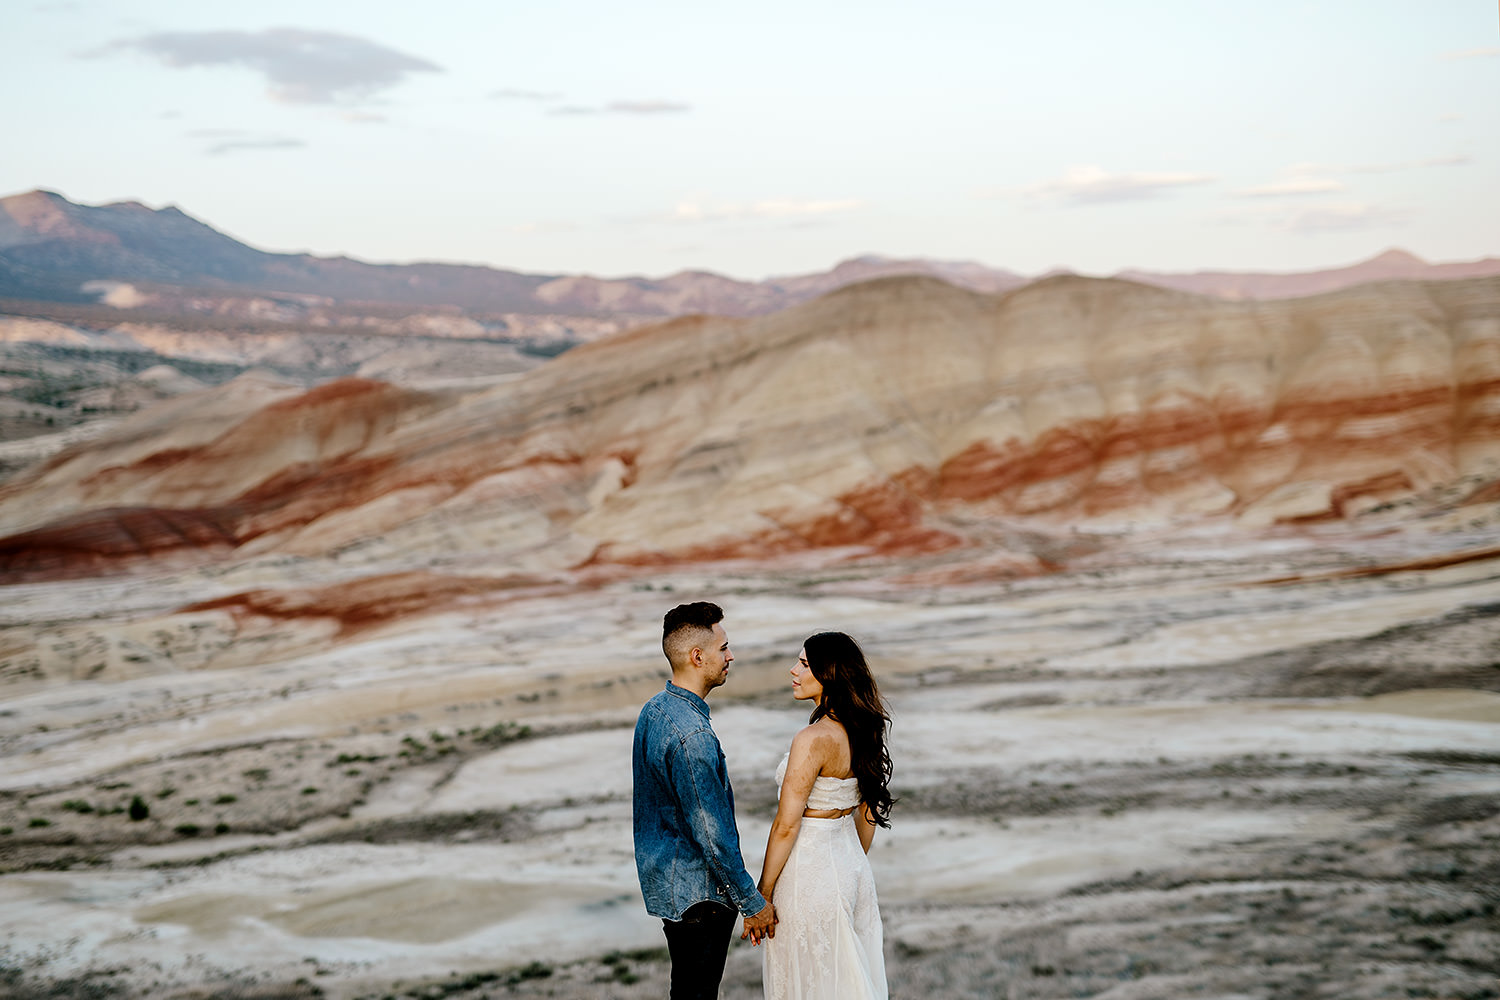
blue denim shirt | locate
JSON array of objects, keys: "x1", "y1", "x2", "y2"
[{"x1": 632, "y1": 681, "x2": 767, "y2": 921}]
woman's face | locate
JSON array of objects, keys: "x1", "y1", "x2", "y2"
[{"x1": 791, "y1": 647, "x2": 823, "y2": 703}]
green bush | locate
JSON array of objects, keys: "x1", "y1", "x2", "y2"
[
  {"x1": 128, "y1": 795, "x2": 150, "y2": 821},
  {"x1": 475, "y1": 721, "x2": 532, "y2": 746},
  {"x1": 507, "y1": 962, "x2": 552, "y2": 985}
]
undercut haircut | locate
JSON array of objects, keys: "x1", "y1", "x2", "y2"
[{"x1": 662, "y1": 601, "x2": 724, "y2": 668}]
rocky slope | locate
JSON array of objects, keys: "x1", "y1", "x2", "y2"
[{"x1": 0, "y1": 273, "x2": 1496, "y2": 584}]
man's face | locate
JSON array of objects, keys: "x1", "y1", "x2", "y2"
[{"x1": 701, "y1": 623, "x2": 734, "y2": 690}]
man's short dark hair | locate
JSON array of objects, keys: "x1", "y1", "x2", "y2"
[{"x1": 662, "y1": 602, "x2": 723, "y2": 665}]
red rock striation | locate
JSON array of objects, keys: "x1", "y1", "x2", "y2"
[
  {"x1": 0, "y1": 274, "x2": 1498, "y2": 582},
  {"x1": 182, "y1": 571, "x2": 546, "y2": 637},
  {"x1": 0, "y1": 506, "x2": 239, "y2": 582}
]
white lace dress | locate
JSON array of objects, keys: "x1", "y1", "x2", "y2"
[{"x1": 763, "y1": 753, "x2": 887, "y2": 1000}]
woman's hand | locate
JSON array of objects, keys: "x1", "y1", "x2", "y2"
[{"x1": 740, "y1": 902, "x2": 778, "y2": 945}]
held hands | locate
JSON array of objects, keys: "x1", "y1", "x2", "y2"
[{"x1": 740, "y1": 902, "x2": 778, "y2": 945}]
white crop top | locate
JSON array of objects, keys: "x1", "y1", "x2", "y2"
[{"x1": 775, "y1": 752, "x2": 862, "y2": 811}]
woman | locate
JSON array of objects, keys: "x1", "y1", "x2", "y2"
[{"x1": 753, "y1": 631, "x2": 893, "y2": 1000}]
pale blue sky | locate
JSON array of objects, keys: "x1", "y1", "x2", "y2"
[{"x1": 4, "y1": 0, "x2": 1496, "y2": 280}]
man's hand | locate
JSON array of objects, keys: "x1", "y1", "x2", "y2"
[{"x1": 740, "y1": 902, "x2": 777, "y2": 945}]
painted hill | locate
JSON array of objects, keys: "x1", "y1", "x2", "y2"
[{"x1": 1, "y1": 271, "x2": 1496, "y2": 583}]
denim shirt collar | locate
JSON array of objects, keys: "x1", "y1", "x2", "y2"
[{"x1": 664, "y1": 680, "x2": 711, "y2": 721}]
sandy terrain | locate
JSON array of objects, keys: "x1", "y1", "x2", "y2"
[{"x1": 1, "y1": 516, "x2": 1497, "y2": 1000}]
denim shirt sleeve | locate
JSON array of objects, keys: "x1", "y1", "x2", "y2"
[{"x1": 668, "y1": 730, "x2": 768, "y2": 916}]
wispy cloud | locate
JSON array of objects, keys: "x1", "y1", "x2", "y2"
[
  {"x1": 87, "y1": 28, "x2": 440, "y2": 105},
  {"x1": 1280, "y1": 202, "x2": 1410, "y2": 234},
  {"x1": 1438, "y1": 112, "x2": 1464, "y2": 123},
  {"x1": 492, "y1": 87, "x2": 563, "y2": 101},
  {"x1": 205, "y1": 137, "x2": 307, "y2": 156},
  {"x1": 547, "y1": 98, "x2": 692, "y2": 116},
  {"x1": 1350, "y1": 153, "x2": 1471, "y2": 173},
  {"x1": 1440, "y1": 47, "x2": 1500, "y2": 61},
  {"x1": 182, "y1": 126, "x2": 306, "y2": 154},
  {"x1": 1013, "y1": 165, "x2": 1215, "y2": 205},
  {"x1": 1235, "y1": 154, "x2": 1470, "y2": 199},
  {"x1": 1233, "y1": 163, "x2": 1344, "y2": 198},
  {"x1": 662, "y1": 198, "x2": 863, "y2": 223},
  {"x1": 607, "y1": 99, "x2": 690, "y2": 114}
]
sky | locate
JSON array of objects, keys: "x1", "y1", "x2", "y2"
[{"x1": 4, "y1": 0, "x2": 1497, "y2": 281}]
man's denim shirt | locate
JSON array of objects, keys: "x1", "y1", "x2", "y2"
[{"x1": 633, "y1": 681, "x2": 767, "y2": 921}]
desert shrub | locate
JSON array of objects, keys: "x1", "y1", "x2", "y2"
[
  {"x1": 61, "y1": 800, "x2": 94, "y2": 813},
  {"x1": 215, "y1": 794, "x2": 238, "y2": 804},
  {"x1": 330, "y1": 753, "x2": 383, "y2": 766},
  {"x1": 507, "y1": 962, "x2": 552, "y2": 985},
  {"x1": 128, "y1": 795, "x2": 149, "y2": 821},
  {"x1": 474, "y1": 721, "x2": 532, "y2": 745},
  {"x1": 174, "y1": 823, "x2": 200, "y2": 837}
]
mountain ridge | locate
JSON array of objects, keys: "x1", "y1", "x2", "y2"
[{"x1": 4, "y1": 189, "x2": 1498, "y2": 322}]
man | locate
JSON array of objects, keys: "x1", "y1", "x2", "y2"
[{"x1": 633, "y1": 601, "x2": 777, "y2": 999}]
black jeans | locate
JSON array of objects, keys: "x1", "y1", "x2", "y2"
[{"x1": 661, "y1": 900, "x2": 736, "y2": 999}]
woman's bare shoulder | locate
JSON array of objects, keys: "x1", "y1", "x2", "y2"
[
  {"x1": 789, "y1": 720, "x2": 841, "y2": 754},
  {"x1": 789, "y1": 718, "x2": 849, "y2": 769}
]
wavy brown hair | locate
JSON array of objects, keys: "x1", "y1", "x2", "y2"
[{"x1": 804, "y1": 631, "x2": 893, "y2": 827}]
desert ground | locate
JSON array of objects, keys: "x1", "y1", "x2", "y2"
[
  {"x1": 1, "y1": 508, "x2": 1497, "y2": 1000},
  {"x1": 4, "y1": 188, "x2": 1500, "y2": 1000}
]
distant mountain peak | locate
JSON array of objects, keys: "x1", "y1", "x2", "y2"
[
  {"x1": 1366, "y1": 248, "x2": 1425, "y2": 265},
  {"x1": 2, "y1": 188, "x2": 73, "y2": 220},
  {"x1": 4, "y1": 188, "x2": 67, "y2": 205}
]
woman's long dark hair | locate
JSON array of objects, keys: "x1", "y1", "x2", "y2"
[{"x1": 804, "y1": 631, "x2": 893, "y2": 827}]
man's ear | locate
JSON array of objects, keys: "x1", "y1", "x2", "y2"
[{"x1": 689, "y1": 644, "x2": 704, "y2": 668}]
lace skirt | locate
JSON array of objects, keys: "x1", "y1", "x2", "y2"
[{"x1": 763, "y1": 815, "x2": 887, "y2": 1000}]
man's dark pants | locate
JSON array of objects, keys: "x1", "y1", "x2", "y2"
[{"x1": 662, "y1": 900, "x2": 737, "y2": 999}]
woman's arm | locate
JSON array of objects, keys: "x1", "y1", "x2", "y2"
[
  {"x1": 855, "y1": 802, "x2": 877, "y2": 853},
  {"x1": 756, "y1": 727, "x2": 831, "y2": 902}
]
